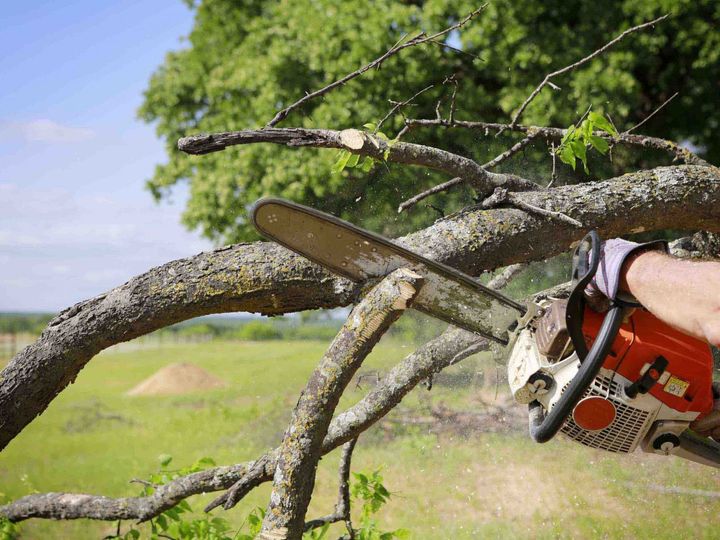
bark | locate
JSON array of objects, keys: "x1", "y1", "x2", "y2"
[
  {"x1": 177, "y1": 127, "x2": 538, "y2": 196},
  {"x1": 257, "y1": 268, "x2": 423, "y2": 539},
  {"x1": 1, "y1": 164, "x2": 719, "y2": 452}
]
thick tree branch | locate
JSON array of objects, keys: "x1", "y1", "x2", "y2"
[
  {"x1": 2, "y1": 165, "x2": 719, "y2": 453},
  {"x1": 404, "y1": 119, "x2": 710, "y2": 166},
  {"x1": 177, "y1": 127, "x2": 538, "y2": 196},
  {"x1": 256, "y1": 268, "x2": 423, "y2": 539}
]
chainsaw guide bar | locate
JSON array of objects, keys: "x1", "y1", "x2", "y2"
[{"x1": 252, "y1": 198, "x2": 525, "y2": 344}]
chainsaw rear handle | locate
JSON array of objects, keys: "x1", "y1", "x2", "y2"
[
  {"x1": 528, "y1": 304, "x2": 625, "y2": 442},
  {"x1": 528, "y1": 230, "x2": 625, "y2": 443}
]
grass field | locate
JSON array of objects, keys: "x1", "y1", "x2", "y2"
[{"x1": 2, "y1": 338, "x2": 720, "y2": 539}]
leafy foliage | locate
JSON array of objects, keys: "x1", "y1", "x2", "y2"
[
  {"x1": 0, "y1": 517, "x2": 18, "y2": 540},
  {"x1": 140, "y1": 0, "x2": 720, "y2": 242},
  {"x1": 351, "y1": 470, "x2": 409, "y2": 540},
  {"x1": 116, "y1": 455, "x2": 234, "y2": 540},
  {"x1": 556, "y1": 111, "x2": 619, "y2": 173}
]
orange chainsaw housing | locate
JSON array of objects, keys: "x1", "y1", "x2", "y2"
[{"x1": 582, "y1": 306, "x2": 714, "y2": 417}]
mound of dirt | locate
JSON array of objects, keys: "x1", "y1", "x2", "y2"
[{"x1": 126, "y1": 363, "x2": 226, "y2": 396}]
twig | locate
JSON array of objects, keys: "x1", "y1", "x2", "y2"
[
  {"x1": 487, "y1": 263, "x2": 526, "y2": 290},
  {"x1": 482, "y1": 131, "x2": 540, "y2": 169},
  {"x1": 397, "y1": 177, "x2": 462, "y2": 213},
  {"x1": 397, "y1": 131, "x2": 540, "y2": 212},
  {"x1": 447, "y1": 75, "x2": 459, "y2": 124},
  {"x1": 624, "y1": 91, "x2": 678, "y2": 134},
  {"x1": 265, "y1": 5, "x2": 488, "y2": 127},
  {"x1": 376, "y1": 85, "x2": 434, "y2": 133},
  {"x1": 426, "y1": 38, "x2": 484, "y2": 61},
  {"x1": 548, "y1": 141, "x2": 558, "y2": 188},
  {"x1": 512, "y1": 199, "x2": 582, "y2": 227},
  {"x1": 303, "y1": 438, "x2": 358, "y2": 537},
  {"x1": 481, "y1": 187, "x2": 583, "y2": 227},
  {"x1": 509, "y1": 15, "x2": 669, "y2": 128}
]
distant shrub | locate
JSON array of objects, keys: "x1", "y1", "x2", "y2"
[
  {"x1": 286, "y1": 324, "x2": 341, "y2": 341},
  {"x1": 235, "y1": 321, "x2": 282, "y2": 341},
  {"x1": 177, "y1": 323, "x2": 217, "y2": 337}
]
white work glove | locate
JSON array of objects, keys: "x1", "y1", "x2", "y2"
[{"x1": 690, "y1": 382, "x2": 720, "y2": 442}]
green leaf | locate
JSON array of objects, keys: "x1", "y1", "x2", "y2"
[
  {"x1": 359, "y1": 156, "x2": 374, "y2": 172},
  {"x1": 347, "y1": 153, "x2": 360, "y2": 168},
  {"x1": 558, "y1": 145, "x2": 576, "y2": 169},
  {"x1": 155, "y1": 514, "x2": 168, "y2": 531},
  {"x1": 560, "y1": 125, "x2": 576, "y2": 145},
  {"x1": 570, "y1": 140, "x2": 589, "y2": 173},
  {"x1": 193, "y1": 456, "x2": 216, "y2": 469},
  {"x1": 158, "y1": 454, "x2": 173, "y2": 468},
  {"x1": 589, "y1": 135, "x2": 609, "y2": 154},
  {"x1": 588, "y1": 111, "x2": 618, "y2": 136},
  {"x1": 375, "y1": 131, "x2": 389, "y2": 142},
  {"x1": 363, "y1": 122, "x2": 377, "y2": 131},
  {"x1": 331, "y1": 150, "x2": 352, "y2": 174}
]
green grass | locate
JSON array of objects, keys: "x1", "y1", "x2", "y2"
[{"x1": 2, "y1": 339, "x2": 720, "y2": 539}]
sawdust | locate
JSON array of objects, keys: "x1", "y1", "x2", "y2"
[{"x1": 126, "y1": 363, "x2": 226, "y2": 396}]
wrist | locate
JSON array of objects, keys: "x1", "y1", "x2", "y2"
[{"x1": 619, "y1": 249, "x2": 666, "y2": 297}]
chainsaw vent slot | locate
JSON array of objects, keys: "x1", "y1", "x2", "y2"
[{"x1": 559, "y1": 374, "x2": 652, "y2": 453}]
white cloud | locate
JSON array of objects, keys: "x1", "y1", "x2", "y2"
[
  {"x1": 0, "y1": 119, "x2": 95, "y2": 143},
  {"x1": 0, "y1": 183, "x2": 212, "y2": 311}
]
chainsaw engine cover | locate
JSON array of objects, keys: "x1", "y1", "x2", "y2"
[{"x1": 509, "y1": 303, "x2": 715, "y2": 457}]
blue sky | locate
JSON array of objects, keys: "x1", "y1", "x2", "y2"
[{"x1": 0, "y1": 1, "x2": 213, "y2": 312}]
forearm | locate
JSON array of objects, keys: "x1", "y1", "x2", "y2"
[{"x1": 621, "y1": 251, "x2": 720, "y2": 346}]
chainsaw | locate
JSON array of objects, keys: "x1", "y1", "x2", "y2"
[{"x1": 252, "y1": 198, "x2": 720, "y2": 468}]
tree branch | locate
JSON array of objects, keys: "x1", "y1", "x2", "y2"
[
  {"x1": 398, "y1": 131, "x2": 542, "y2": 212},
  {"x1": 303, "y1": 438, "x2": 357, "y2": 536},
  {"x1": 2, "y1": 165, "x2": 719, "y2": 452},
  {"x1": 265, "y1": 5, "x2": 487, "y2": 128},
  {"x1": 0, "y1": 325, "x2": 485, "y2": 523},
  {"x1": 509, "y1": 15, "x2": 668, "y2": 127},
  {"x1": 403, "y1": 119, "x2": 710, "y2": 166},
  {"x1": 254, "y1": 268, "x2": 422, "y2": 539},
  {"x1": 177, "y1": 127, "x2": 539, "y2": 196}
]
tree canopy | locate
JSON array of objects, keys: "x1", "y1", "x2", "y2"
[
  {"x1": 140, "y1": 0, "x2": 720, "y2": 241},
  {"x1": 140, "y1": 0, "x2": 719, "y2": 243}
]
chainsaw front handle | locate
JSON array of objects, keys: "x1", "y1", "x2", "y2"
[{"x1": 528, "y1": 304, "x2": 626, "y2": 443}]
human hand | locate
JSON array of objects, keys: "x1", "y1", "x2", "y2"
[{"x1": 583, "y1": 238, "x2": 667, "y2": 310}]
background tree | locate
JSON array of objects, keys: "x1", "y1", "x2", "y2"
[{"x1": 140, "y1": 0, "x2": 719, "y2": 242}]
